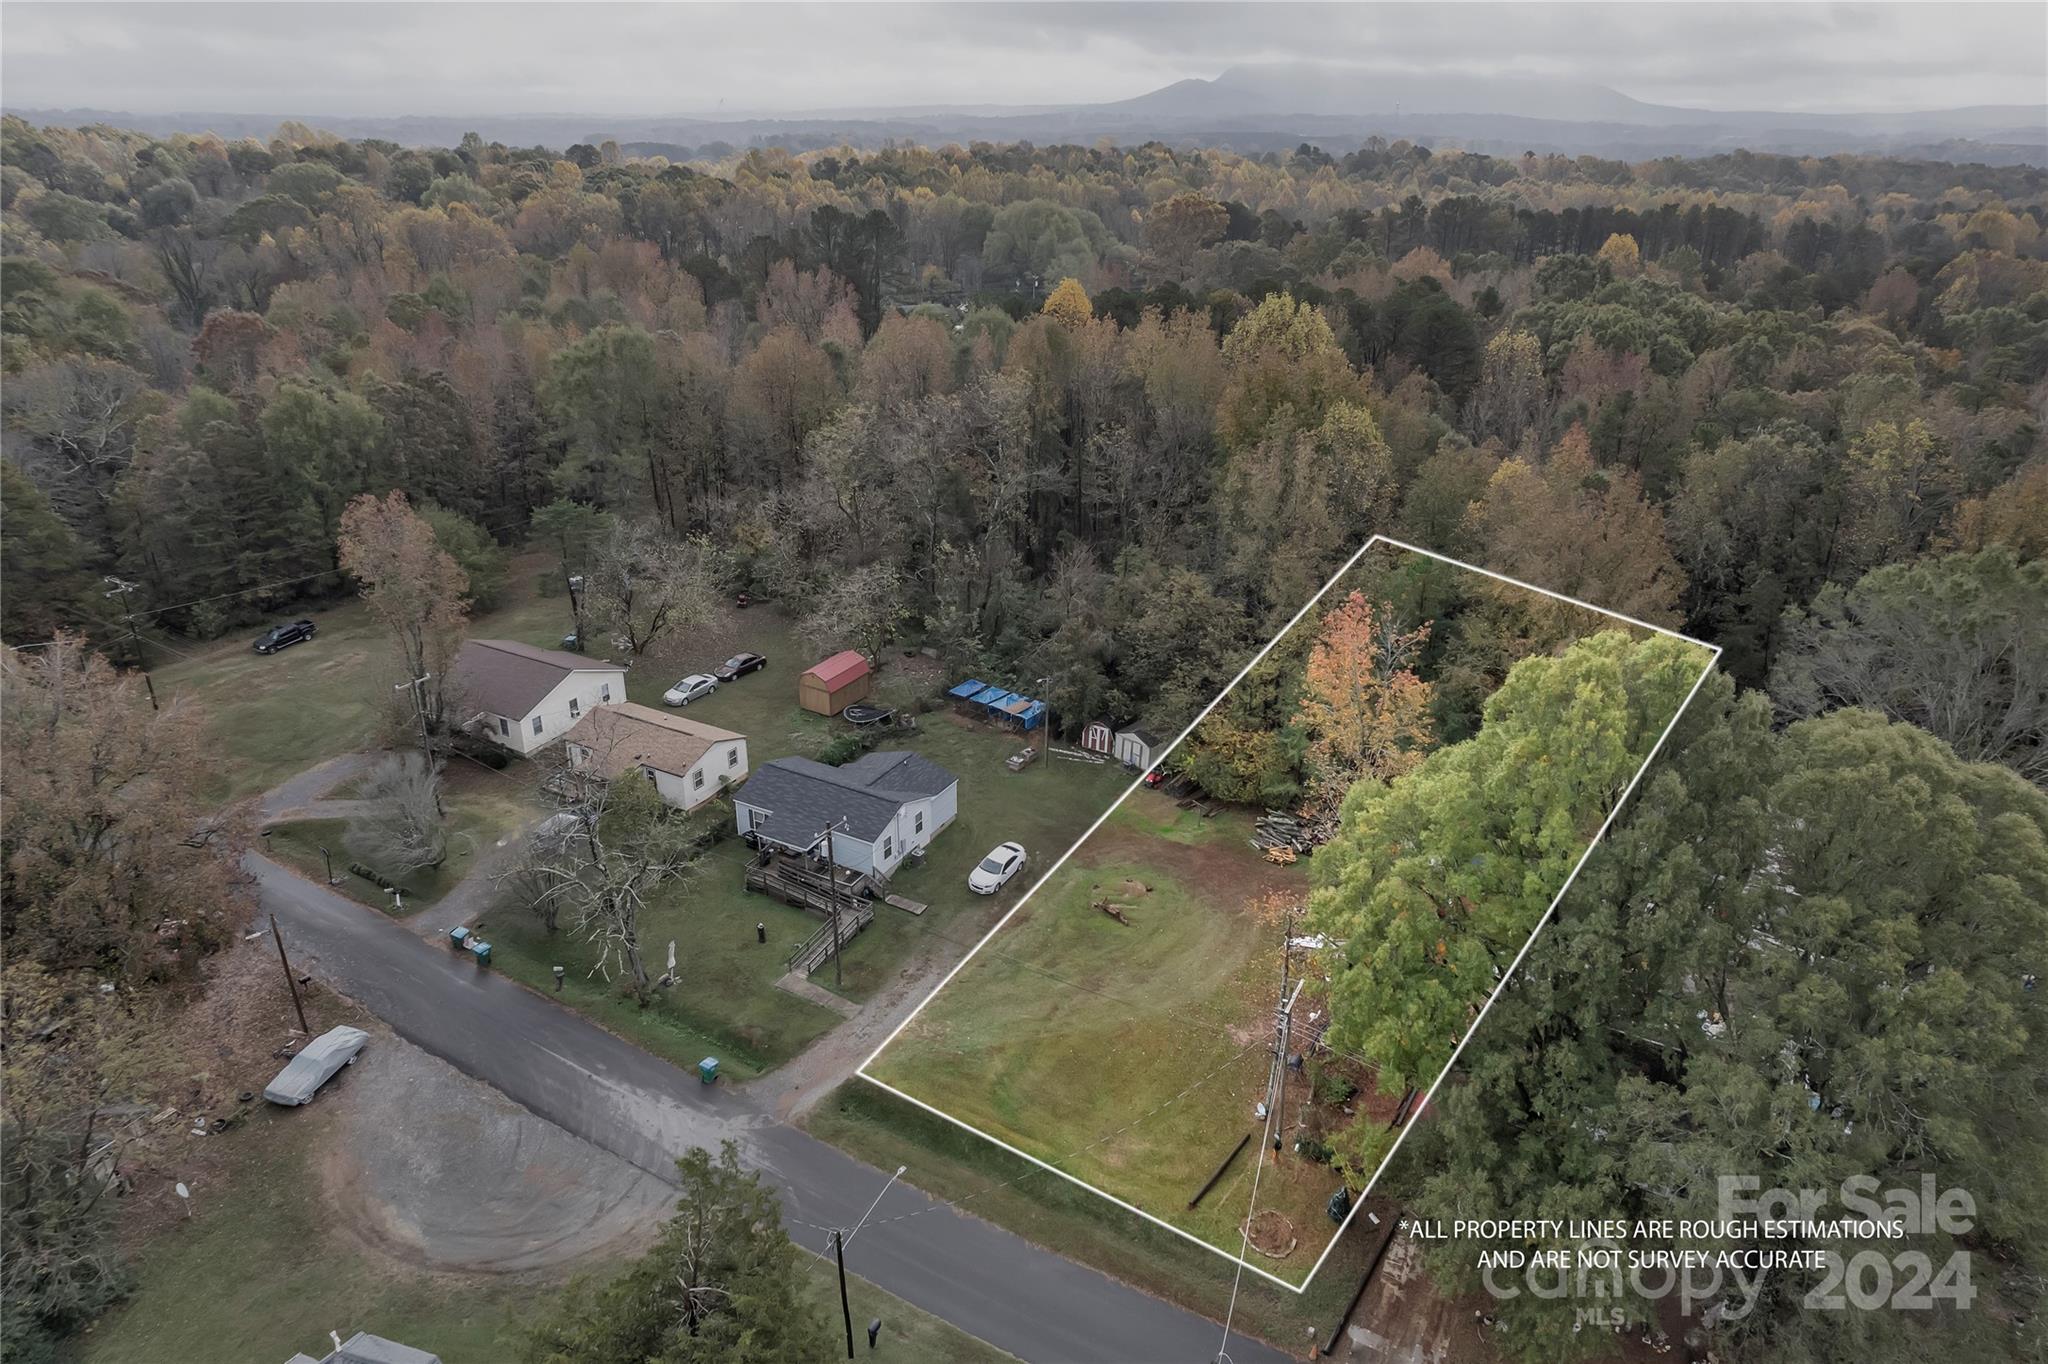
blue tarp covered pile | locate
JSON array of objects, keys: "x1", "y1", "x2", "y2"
[{"x1": 949, "y1": 679, "x2": 1046, "y2": 729}]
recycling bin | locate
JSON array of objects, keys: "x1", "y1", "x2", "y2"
[
  {"x1": 698, "y1": 1056, "x2": 720, "y2": 1085},
  {"x1": 469, "y1": 939, "x2": 491, "y2": 966},
  {"x1": 448, "y1": 925, "x2": 470, "y2": 950}
]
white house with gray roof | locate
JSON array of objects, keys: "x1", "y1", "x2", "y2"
[
  {"x1": 452, "y1": 639, "x2": 627, "y2": 756},
  {"x1": 733, "y1": 751, "x2": 958, "y2": 880}
]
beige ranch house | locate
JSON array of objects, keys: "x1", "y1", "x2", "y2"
[
  {"x1": 453, "y1": 639, "x2": 627, "y2": 756},
  {"x1": 562, "y1": 702, "x2": 748, "y2": 811}
]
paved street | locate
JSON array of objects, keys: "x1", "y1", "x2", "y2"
[{"x1": 250, "y1": 853, "x2": 1291, "y2": 1364}]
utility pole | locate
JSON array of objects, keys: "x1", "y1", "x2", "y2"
[
  {"x1": 1271, "y1": 904, "x2": 1302, "y2": 1164},
  {"x1": 835, "y1": 1164, "x2": 905, "y2": 1361},
  {"x1": 103, "y1": 577, "x2": 158, "y2": 710},
  {"x1": 394, "y1": 673, "x2": 434, "y2": 762},
  {"x1": 834, "y1": 1230, "x2": 855, "y2": 1360},
  {"x1": 269, "y1": 913, "x2": 310, "y2": 1034},
  {"x1": 394, "y1": 674, "x2": 443, "y2": 816},
  {"x1": 823, "y1": 819, "x2": 843, "y2": 989}
]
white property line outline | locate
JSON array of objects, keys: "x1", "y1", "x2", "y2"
[{"x1": 856, "y1": 534, "x2": 1723, "y2": 1293}]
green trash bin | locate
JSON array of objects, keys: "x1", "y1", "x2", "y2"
[
  {"x1": 469, "y1": 939, "x2": 492, "y2": 966},
  {"x1": 448, "y1": 925, "x2": 470, "y2": 950},
  {"x1": 698, "y1": 1057, "x2": 719, "y2": 1086}
]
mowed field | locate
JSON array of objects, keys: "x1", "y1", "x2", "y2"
[{"x1": 864, "y1": 787, "x2": 1348, "y2": 1287}]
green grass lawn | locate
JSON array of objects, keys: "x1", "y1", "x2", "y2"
[
  {"x1": 478, "y1": 611, "x2": 1135, "y2": 1074},
  {"x1": 807, "y1": 1079, "x2": 1375, "y2": 1357},
  {"x1": 863, "y1": 789, "x2": 1345, "y2": 1286},
  {"x1": 264, "y1": 761, "x2": 542, "y2": 913},
  {"x1": 150, "y1": 558, "x2": 579, "y2": 807},
  {"x1": 480, "y1": 843, "x2": 848, "y2": 1081}
]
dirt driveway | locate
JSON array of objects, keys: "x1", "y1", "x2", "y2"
[{"x1": 318, "y1": 1034, "x2": 673, "y2": 1273}]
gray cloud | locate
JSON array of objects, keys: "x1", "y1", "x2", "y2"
[{"x1": 3, "y1": 2, "x2": 2041, "y2": 118}]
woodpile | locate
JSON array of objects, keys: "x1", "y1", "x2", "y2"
[{"x1": 1250, "y1": 809, "x2": 1336, "y2": 858}]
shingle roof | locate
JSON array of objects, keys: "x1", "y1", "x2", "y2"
[
  {"x1": 839, "y1": 750, "x2": 957, "y2": 799},
  {"x1": 453, "y1": 640, "x2": 618, "y2": 719},
  {"x1": 739, "y1": 751, "x2": 957, "y2": 848},
  {"x1": 562, "y1": 703, "x2": 743, "y2": 779},
  {"x1": 314, "y1": 1333, "x2": 442, "y2": 1364}
]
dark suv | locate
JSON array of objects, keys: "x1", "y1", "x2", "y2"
[{"x1": 253, "y1": 620, "x2": 317, "y2": 654}]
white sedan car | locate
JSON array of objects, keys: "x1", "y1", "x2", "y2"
[
  {"x1": 662, "y1": 673, "x2": 718, "y2": 706},
  {"x1": 263, "y1": 1025, "x2": 369, "y2": 1106},
  {"x1": 968, "y1": 841, "x2": 1027, "y2": 895}
]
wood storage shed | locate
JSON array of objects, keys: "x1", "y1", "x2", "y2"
[{"x1": 799, "y1": 650, "x2": 873, "y2": 716}]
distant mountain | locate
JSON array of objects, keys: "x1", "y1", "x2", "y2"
[
  {"x1": 1119, "y1": 65, "x2": 1667, "y2": 124},
  {"x1": 11, "y1": 63, "x2": 2044, "y2": 165}
]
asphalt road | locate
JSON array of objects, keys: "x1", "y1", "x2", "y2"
[{"x1": 250, "y1": 854, "x2": 1291, "y2": 1364}]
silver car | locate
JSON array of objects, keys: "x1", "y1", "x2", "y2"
[
  {"x1": 662, "y1": 673, "x2": 718, "y2": 706},
  {"x1": 263, "y1": 1025, "x2": 369, "y2": 1105}
]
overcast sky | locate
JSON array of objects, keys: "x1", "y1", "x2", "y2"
[{"x1": 4, "y1": 2, "x2": 2043, "y2": 117}]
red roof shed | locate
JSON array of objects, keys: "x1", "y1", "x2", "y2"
[{"x1": 799, "y1": 650, "x2": 873, "y2": 716}]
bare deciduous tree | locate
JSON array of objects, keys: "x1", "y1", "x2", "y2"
[
  {"x1": 584, "y1": 520, "x2": 716, "y2": 657},
  {"x1": 350, "y1": 752, "x2": 448, "y2": 876},
  {"x1": 504, "y1": 743, "x2": 714, "y2": 993}
]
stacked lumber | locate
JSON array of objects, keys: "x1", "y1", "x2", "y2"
[{"x1": 1249, "y1": 810, "x2": 1335, "y2": 857}]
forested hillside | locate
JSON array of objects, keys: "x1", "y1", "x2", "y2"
[
  {"x1": 3, "y1": 111, "x2": 2046, "y2": 1364},
  {"x1": 3, "y1": 118, "x2": 2042, "y2": 744}
]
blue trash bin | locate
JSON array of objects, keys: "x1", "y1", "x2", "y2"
[
  {"x1": 448, "y1": 925, "x2": 470, "y2": 950},
  {"x1": 698, "y1": 1057, "x2": 720, "y2": 1085},
  {"x1": 469, "y1": 939, "x2": 492, "y2": 966}
]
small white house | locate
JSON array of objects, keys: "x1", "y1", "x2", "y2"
[
  {"x1": 1114, "y1": 727, "x2": 1161, "y2": 771},
  {"x1": 453, "y1": 640, "x2": 626, "y2": 756},
  {"x1": 733, "y1": 751, "x2": 958, "y2": 881},
  {"x1": 1080, "y1": 718, "x2": 1114, "y2": 754},
  {"x1": 562, "y1": 703, "x2": 748, "y2": 811}
]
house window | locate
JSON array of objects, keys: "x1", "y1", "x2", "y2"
[
  {"x1": 600, "y1": 683, "x2": 612, "y2": 703},
  {"x1": 693, "y1": 770, "x2": 705, "y2": 790},
  {"x1": 569, "y1": 697, "x2": 580, "y2": 718},
  {"x1": 531, "y1": 715, "x2": 544, "y2": 736},
  {"x1": 882, "y1": 836, "x2": 894, "y2": 860},
  {"x1": 914, "y1": 811, "x2": 925, "y2": 835},
  {"x1": 499, "y1": 717, "x2": 509, "y2": 736},
  {"x1": 727, "y1": 748, "x2": 739, "y2": 768}
]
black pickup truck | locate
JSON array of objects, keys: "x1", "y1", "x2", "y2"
[{"x1": 253, "y1": 620, "x2": 317, "y2": 654}]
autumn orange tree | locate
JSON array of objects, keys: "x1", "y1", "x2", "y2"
[
  {"x1": 337, "y1": 490, "x2": 470, "y2": 735},
  {"x1": 1292, "y1": 591, "x2": 1435, "y2": 813}
]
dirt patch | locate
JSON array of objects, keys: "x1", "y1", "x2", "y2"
[
  {"x1": 1244, "y1": 1208, "x2": 1299, "y2": 1258},
  {"x1": 317, "y1": 1039, "x2": 671, "y2": 1273}
]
